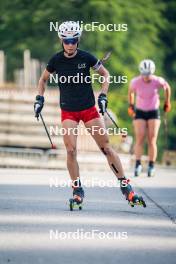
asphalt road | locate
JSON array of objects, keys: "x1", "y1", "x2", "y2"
[{"x1": 0, "y1": 167, "x2": 176, "y2": 264}]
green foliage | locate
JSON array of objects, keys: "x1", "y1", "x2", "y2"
[{"x1": 0, "y1": 0, "x2": 169, "y2": 79}]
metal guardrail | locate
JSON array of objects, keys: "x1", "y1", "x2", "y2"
[
  {"x1": 0, "y1": 147, "x2": 111, "y2": 170},
  {"x1": 0, "y1": 147, "x2": 44, "y2": 155},
  {"x1": 0, "y1": 147, "x2": 66, "y2": 159},
  {"x1": 0, "y1": 147, "x2": 64, "y2": 169}
]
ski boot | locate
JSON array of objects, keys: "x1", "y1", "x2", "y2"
[
  {"x1": 134, "y1": 164, "x2": 142, "y2": 177},
  {"x1": 120, "y1": 178, "x2": 146, "y2": 208},
  {"x1": 147, "y1": 166, "x2": 155, "y2": 177},
  {"x1": 69, "y1": 186, "x2": 84, "y2": 211}
]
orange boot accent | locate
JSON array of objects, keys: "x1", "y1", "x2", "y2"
[
  {"x1": 128, "y1": 191, "x2": 135, "y2": 202},
  {"x1": 73, "y1": 194, "x2": 82, "y2": 203}
]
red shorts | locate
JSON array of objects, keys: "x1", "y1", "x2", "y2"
[{"x1": 61, "y1": 106, "x2": 100, "y2": 123}]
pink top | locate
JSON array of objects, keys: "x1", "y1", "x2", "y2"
[{"x1": 130, "y1": 75, "x2": 168, "y2": 111}]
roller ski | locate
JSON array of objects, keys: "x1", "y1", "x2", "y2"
[
  {"x1": 147, "y1": 165, "x2": 155, "y2": 177},
  {"x1": 134, "y1": 164, "x2": 142, "y2": 177},
  {"x1": 69, "y1": 186, "x2": 84, "y2": 211},
  {"x1": 120, "y1": 178, "x2": 146, "y2": 208}
]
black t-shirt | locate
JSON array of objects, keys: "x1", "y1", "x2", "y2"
[{"x1": 46, "y1": 49, "x2": 100, "y2": 111}]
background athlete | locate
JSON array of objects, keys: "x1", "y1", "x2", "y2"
[
  {"x1": 128, "y1": 59, "x2": 171, "y2": 177},
  {"x1": 34, "y1": 21, "x2": 145, "y2": 207}
]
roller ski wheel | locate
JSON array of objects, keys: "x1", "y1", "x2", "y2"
[
  {"x1": 147, "y1": 166, "x2": 155, "y2": 177},
  {"x1": 69, "y1": 187, "x2": 84, "y2": 211},
  {"x1": 129, "y1": 195, "x2": 146, "y2": 208},
  {"x1": 120, "y1": 178, "x2": 146, "y2": 208},
  {"x1": 69, "y1": 198, "x2": 83, "y2": 211}
]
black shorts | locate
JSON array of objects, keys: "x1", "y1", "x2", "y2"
[{"x1": 135, "y1": 109, "x2": 160, "y2": 120}]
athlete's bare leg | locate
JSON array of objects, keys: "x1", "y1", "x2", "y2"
[
  {"x1": 133, "y1": 119, "x2": 147, "y2": 160},
  {"x1": 84, "y1": 117, "x2": 146, "y2": 205},
  {"x1": 84, "y1": 117, "x2": 124, "y2": 179},
  {"x1": 147, "y1": 119, "x2": 160, "y2": 161},
  {"x1": 62, "y1": 119, "x2": 79, "y2": 182}
]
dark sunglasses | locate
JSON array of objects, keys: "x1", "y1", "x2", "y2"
[{"x1": 63, "y1": 38, "x2": 78, "y2": 45}]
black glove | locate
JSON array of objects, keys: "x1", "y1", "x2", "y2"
[
  {"x1": 34, "y1": 95, "x2": 44, "y2": 119},
  {"x1": 98, "y1": 93, "x2": 108, "y2": 115}
]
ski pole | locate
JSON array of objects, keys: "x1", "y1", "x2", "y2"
[
  {"x1": 105, "y1": 110, "x2": 119, "y2": 129},
  {"x1": 100, "y1": 51, "x2": 112, "y2": 64},
  {"x1": 99, "y1": 52, "x2": 126, "y2": 138},
  {"x1": 105, "y1": 110, "x2": 126, "y2": 138},
  {"x1": 39, "y1": 113, "x2": 57, "y2": 149},
  {"x1": 163, "y1": 112, "x2": 168, "y2": 149}
]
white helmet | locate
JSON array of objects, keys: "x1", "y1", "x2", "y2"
[
  {"x1": 139, "y1": 59, "x2": 156, "y2": 75},
  {"x1": 58, "y1": 21, "x2": 82, "y2": 39}
]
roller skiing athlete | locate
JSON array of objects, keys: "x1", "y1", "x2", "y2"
[
  {"x1": 34, "y1": 21, "x2": 146, "y2": 210},
  {"x1": 128, "y1": 59, "x2": 171, "y2": 177}
]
